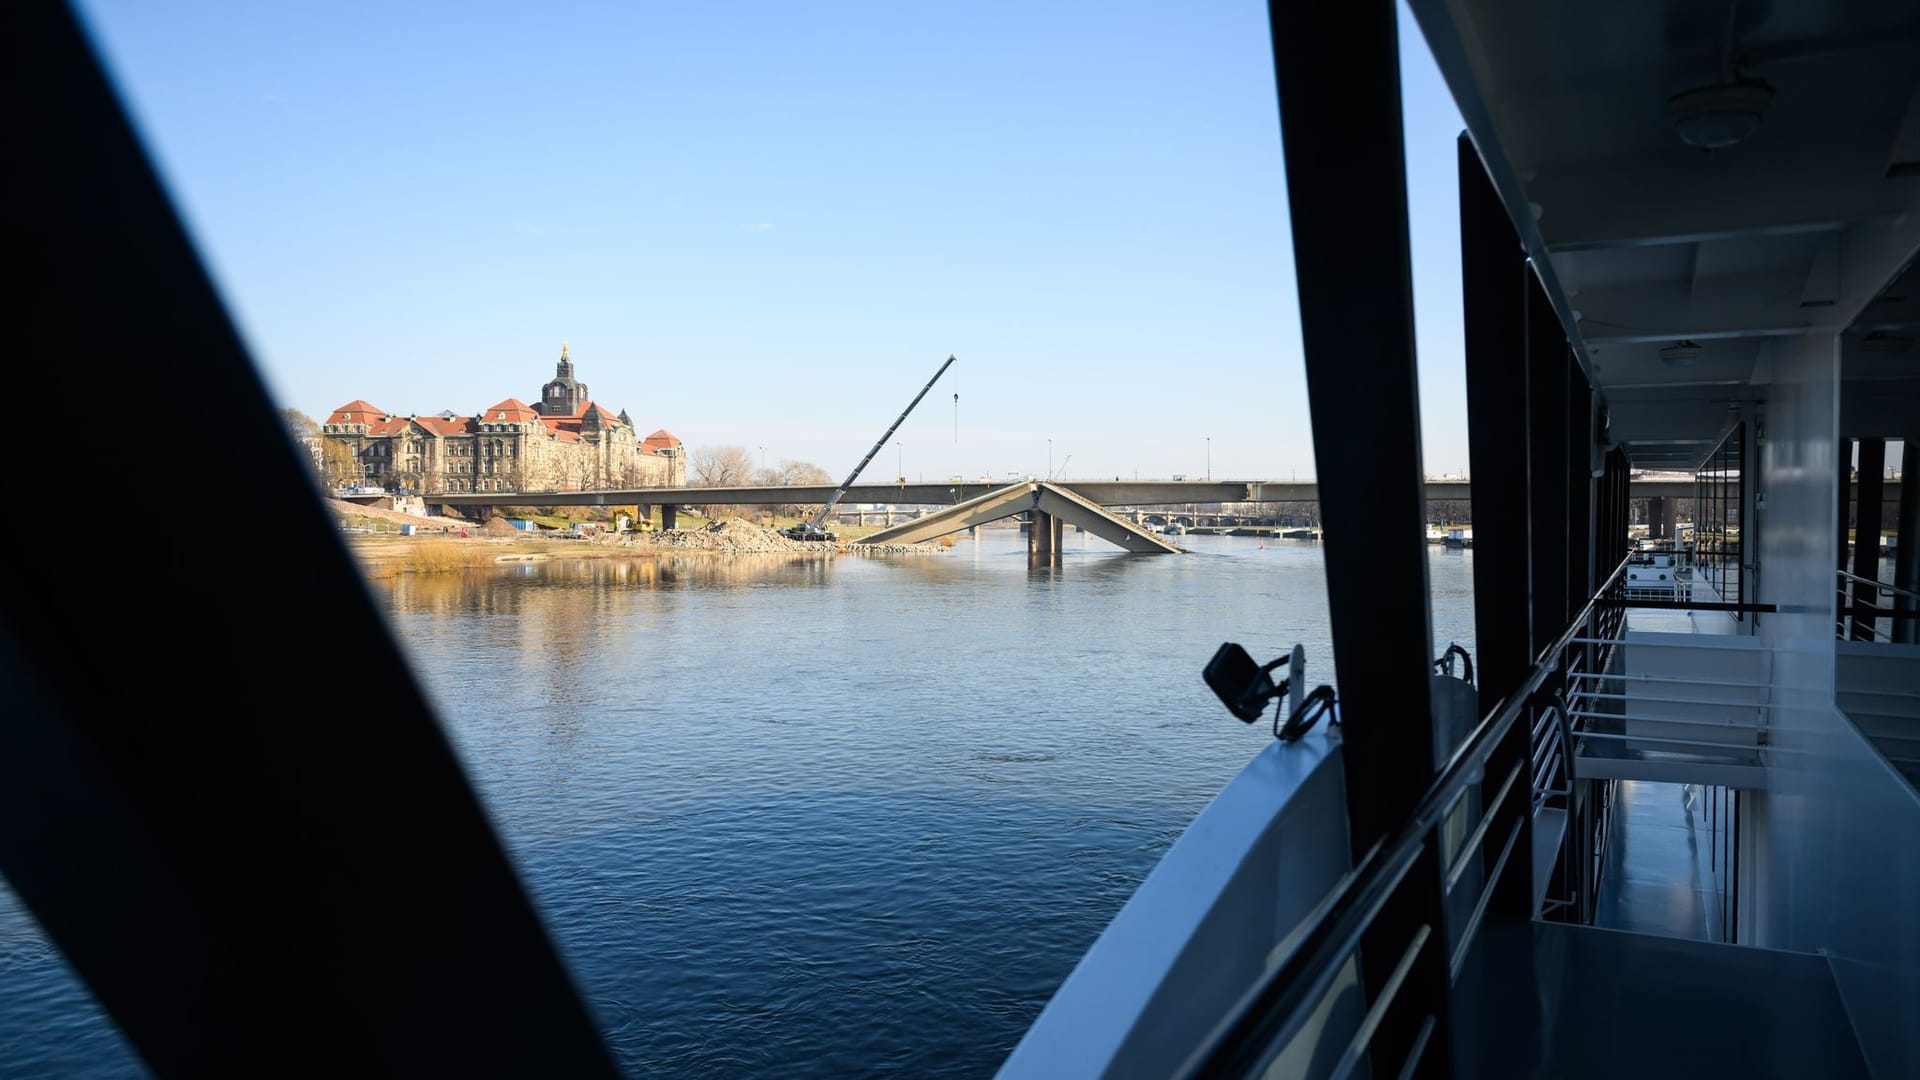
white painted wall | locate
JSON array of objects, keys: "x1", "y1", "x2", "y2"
[{"x1": 1751, "y1": 332, "x2": 1920, "y2": 1079}]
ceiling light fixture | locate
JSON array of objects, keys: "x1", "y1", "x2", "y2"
[
  {"x1": 1669, "y1": 0, "x2": 1772, "y2": 150},
  {"x1": 1660, "y1": 341, "x2": 1705, "y2": 366},
  {"x1": 1668, "y1": 80, "x2": 1774, "y2": 149}
]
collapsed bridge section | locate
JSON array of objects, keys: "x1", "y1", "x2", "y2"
[{"x1": 854, "y1": 481, "x2": 1182, "y2": 555}]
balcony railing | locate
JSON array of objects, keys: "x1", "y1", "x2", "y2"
[
  {"x1": 1836, "y1": 569, "x2": 1920, "y2": 643},
  {"x1": 1169, "y1": 548, "x2": 1806, "y2": 1077},
  {"x1": 1174, "y1": 557, "x2": 1636, "y2": 1078}
]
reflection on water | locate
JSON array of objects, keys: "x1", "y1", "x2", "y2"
[
  {"x1": 380, "y1": 553, "x2": 844, "y2": 609},
  {"x1": 0, "y1": 533, "x2": 1475, "y2": 1078}
]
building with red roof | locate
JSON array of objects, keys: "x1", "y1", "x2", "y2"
[{"x1": 319, "y1": 345, "x2": 685, "y2": 493}]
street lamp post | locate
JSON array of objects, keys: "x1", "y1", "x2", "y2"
[
  {"x1": 1048, "y1": 438, "x2": 1053, "y2": 479},
  {"x1": 897, "y1": 441, "x2": 902, "y2": 480}
]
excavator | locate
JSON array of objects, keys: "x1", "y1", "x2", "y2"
[{"x1": 781, "y1": 354, "x2": 956, "y2": 542}]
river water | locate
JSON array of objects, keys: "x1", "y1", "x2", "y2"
[{"x1": 0, "y1": 532, "x2": 1475, "y2": 1077}]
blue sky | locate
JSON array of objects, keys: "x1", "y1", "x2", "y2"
[{"x1": 73, "y1": 0, "x2": 1472, "y2": 483}]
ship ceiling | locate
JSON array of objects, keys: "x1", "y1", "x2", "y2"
[
  {"x1": 1842, "y1": 255, "x2": 1920, "y2": 436},
  {"x1": 1411, "y1": 0, "x2": 1920, "y2": 469}
]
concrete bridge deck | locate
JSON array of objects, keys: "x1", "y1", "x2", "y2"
[{"x1": 422, "y1": 477, "x2": 1703, "y2": 511}]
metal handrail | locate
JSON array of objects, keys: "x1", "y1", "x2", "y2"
[
  {"x1": 1573, "y1": 689, "x2": 1770, "y2": 707},
  {"x1": 1835, "y1": 570, "x2": 1920, "y2": 641},
  {"x1": 1594, "y1": 598, "x2": 1776, "y2": 613},
  {"x1": 1569, "y1": 728, "x2": 1764, "y2": 750},
  {"x1": 1837, "y1": 569, "x2": 1920, "y2": 603},
  {"x1": 1176, "y1": 555, "x2": 1633, "y2": 1078}
]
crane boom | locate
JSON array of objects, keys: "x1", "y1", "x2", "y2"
[{"x1": 785, "y1": 354, "x2": 957, "y2": 541}]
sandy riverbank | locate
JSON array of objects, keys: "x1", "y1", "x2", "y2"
[{"x1": 328, "y1": 500, "x2": 952, "y2": 576}]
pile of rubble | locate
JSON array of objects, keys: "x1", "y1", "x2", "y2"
[
  {"x1": 591, "y1": 517, "x2": 951, "y2": 555},
  {"x1": 848, "y1": 539, "x2": 953, "y2": 555},
  {"x1": 633, "y1": 517, "x2": 820, "y2": 554}
]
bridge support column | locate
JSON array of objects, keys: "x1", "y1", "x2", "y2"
[
  {"x1": 1028, "y1": 511, "x2": 1055, "y2": 559},
  {"x1": 662, "y1": 504, "x2": 678, "y2": 531},
  {"x1": 1050, "y1": 513, "x2": 1063, "y2": 552}
]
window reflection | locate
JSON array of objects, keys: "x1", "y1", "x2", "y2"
[
  {"x1": 1834, "y1": 255, "x2": 1920, "y2": 793},
  {"x1": 1694, "y1": 423, "x2": 1744, "y2": 617}
]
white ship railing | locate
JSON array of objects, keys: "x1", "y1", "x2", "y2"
[
  {"x1": 1563, "y1": 637, "x2": 1772, "y2": 760},
  {"x1": 1836, "y1": 569, "x2": 1920, "y2": 643},
  {"x1": 1167, "y1": 557, "x2": 1637, "y2": 1079}
]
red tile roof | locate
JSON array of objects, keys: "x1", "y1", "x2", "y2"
[
  {"x1": 326, "y1": 400, "x2": 386, "y2": 425},
  {"x1": 416, "y1": 415, "x2": 474, "y2": 435},
  {"x1": 537, "y1": 416, "x2": 582, "y2": 442},
  {"x1": 481, "y1": 398, "x2": 540, "y2": 422},
  {"x1": 329, "y1": 394, "x2": 656, "y2": 445}
]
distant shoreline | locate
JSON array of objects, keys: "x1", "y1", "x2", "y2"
[{"x1": 344, "y1": 530, "x2": 947, "y2": 579}]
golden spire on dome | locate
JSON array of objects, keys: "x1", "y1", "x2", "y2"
[{"x1": 561, "y1": 341, "x2": 570, "y2": 360}]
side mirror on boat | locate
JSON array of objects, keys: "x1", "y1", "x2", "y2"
[{"x1": 1204, "y1": 642, "x2": 1287, "y2": 723}]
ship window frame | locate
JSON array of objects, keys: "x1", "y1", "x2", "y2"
[{"x1": 1694, "y1": 422, "x2": 1745, "y2": 618}]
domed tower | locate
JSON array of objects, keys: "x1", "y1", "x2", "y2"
[{"x1": 537, "y1": 341, "x2": 589, "y2": 416}]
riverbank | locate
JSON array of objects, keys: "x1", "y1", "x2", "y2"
[{"x1": 329, "y1": 500, "x2": 952, "y2": 577}]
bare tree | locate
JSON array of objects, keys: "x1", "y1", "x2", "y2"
[
  {"x1": 692, "y1": 445, "x2": 756, "y2": 486},
  {"x1": 751, "y1": 459, "x2": 835, "y2": 518},
  {"x1": 691, "y1": 445, "x2": 756, "y2": 518},
  {"x1": 279, "y1": 408, "x2": 325, "y2": 486},
  {"x1": 565, "y1": 451, "x2": 595, "y2": 493},
  {"x1": 320, "y1": 439, "x2": 360, "y2": 492},
  {"x1": 281, "y1": 407, "x2": 319, "y2": 439}
]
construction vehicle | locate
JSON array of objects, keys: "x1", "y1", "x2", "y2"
[{"x1": 781, "y1": 354, "x2": 957, "y2": 542}]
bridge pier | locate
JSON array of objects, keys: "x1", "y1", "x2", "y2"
[
  {"x1": 1029, "y1": 510, "x2": 1064, "y2": 561},
  {"x1": 1645, "y1": 496, "x2": 1676, "y2": 541},
  {"x1": 662, "y1": 504, "x2": 678, "y2": 531}
]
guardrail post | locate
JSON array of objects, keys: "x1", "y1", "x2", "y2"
[
  {"x1": 1268, "y1": 1, "x2": 1448, "y2": 1072},
  {"x1": 1459, "y1": 132, "x2": 1537, "y2": 924},
  {"x1": 1900, "y1": 442, "x2": 1920, "y2": 643},
  {"x1": 1851, "y1": 439, "x2": 1886, "y2": 640}
]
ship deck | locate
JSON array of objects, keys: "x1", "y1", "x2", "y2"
[{"x1": 1456, "y1": 916, "x2": 1869, "y2": 1078}]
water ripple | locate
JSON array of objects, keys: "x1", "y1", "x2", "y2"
[{"x1": 0, "y1": 535, "x2": 1474, "y2": 1078}]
